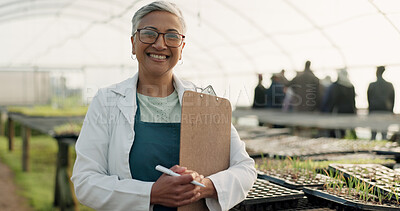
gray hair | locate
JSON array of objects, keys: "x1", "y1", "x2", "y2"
[{"x1": 131, "y1": 1, "x2": 186, "y2": 36}]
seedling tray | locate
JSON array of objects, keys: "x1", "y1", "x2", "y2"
[
  {"x1": 233, "y1": 178, "x2": 304, "y2": 210},
  {"x1": 236, "y1": 126, "x2": 290, "y2": 140},
  {"x1": 242, "y1": 178, "x2": 304, "y2": 204},
  {"x1": 329, "y1": 164, "x2": 400, "y2": 201},
  {"x1": 304, "y1": 187, "x2": 400, "y2": 211},
  {"x1": 258, "y1": 170, "x2": 329, "y2": 190},
  {"x1": 245, "y1": 136, "x2": 385, "y2": 159},
  {"x1": 373, "y1": 142, "x2": 400, "y2": 155}
]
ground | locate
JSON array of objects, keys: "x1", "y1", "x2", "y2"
[{"x1": 0, "y1": 160, "x2": 32, "y2": 211}]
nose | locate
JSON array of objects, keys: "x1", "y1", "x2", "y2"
[{"x1": 152, "y1": 34, "x2": 167, "y2": 50}]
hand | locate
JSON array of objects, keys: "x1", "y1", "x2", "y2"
[
  {"x1": 180, "y1": 169, "x2": 204, "y2": 185},
  {"x1": 199, "y1": 178, "x2": 218, "y2": 199},
  {"x1": 180, "y1": 169, "x2": 218, "y2": 200},
  {"x1": 150, "y1": 165, "x2": 203, "y2": 207}
]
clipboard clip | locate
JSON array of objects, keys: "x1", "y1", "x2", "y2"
[{"x1": 195, "y1": 85, "x2": 216, "y2": 96}]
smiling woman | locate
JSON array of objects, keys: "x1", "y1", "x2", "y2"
[
  {"x1": 131, "y1": 10, "x2": 185, "y2": 87},
  {"x1": 70, "y1": 1, "x2": 256, "y2": 211}
]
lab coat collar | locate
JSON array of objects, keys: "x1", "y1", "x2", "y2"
[
  {"x1": 110, "y1": 74, "x2": 138, "y2": 125},
  {"x1": 109, "y1": 72, "x2": 196, "y2": 124}
]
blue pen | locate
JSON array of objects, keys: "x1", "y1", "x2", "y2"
[{"x1": 155, "y1": 165, "x2": 206, "y2": 187}]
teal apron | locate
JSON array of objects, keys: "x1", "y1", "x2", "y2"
[{"x1": 129, "y1": 96, "x2": 180, "y2": 211}]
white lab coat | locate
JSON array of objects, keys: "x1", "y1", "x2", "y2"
[{"x1": 71, "y1": 72, "x2": 257, "y2": 211}]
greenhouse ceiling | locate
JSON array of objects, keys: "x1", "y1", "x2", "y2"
[{"x1": 1, "y1": 0, "x2": 400, "y2": 75}]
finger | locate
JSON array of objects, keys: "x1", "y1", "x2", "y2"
[
  {"x1": 181, "y1": 170, "x2": 200, "y2": 181},
  {"x1": 186, "y1": 192, "x2": 202, "y2": 204},
  {"x1": 190, "y1": 174, "x2": 204, "y2": 186},
  {"x1": 173, "y1": 188, "x2": 201, "y2": 203},
  {"x1": 174, "y1": 183, "x2": 198, "y2": 194},
  {"x1": 173, "y1": 174, "x2": 194, "y2": 185},
  {"x1": 170, "y1": 165, "x2": 186, "y2": 174}
]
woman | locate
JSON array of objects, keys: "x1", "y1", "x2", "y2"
[
  {"x1": 71, "y1": 1, "x2": 256, "y2": 211},
  {"x1": 321, "y1": 69, "x2": 356, "y2": 138}
]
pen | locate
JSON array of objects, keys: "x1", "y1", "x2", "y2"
[{"x1": 155, "y1": 165, "x2": 206, "y2": 187}]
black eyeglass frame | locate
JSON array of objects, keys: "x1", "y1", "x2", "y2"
[{"x1": 136, "y1": 28, "x2": 186, "y2": 47}]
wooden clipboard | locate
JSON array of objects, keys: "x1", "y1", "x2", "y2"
[{"x1": 179, "y1": 90, "x2": 232, "y2": 211}]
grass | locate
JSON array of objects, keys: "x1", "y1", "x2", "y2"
[{"x1": 0, "y1": 135, "x2": 93, "y2": 211}]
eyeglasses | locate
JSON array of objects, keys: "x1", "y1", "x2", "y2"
[{"x1": 136, "y1": 28, "x2": 185, "y2": 48}]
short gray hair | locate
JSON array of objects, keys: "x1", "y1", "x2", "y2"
[{"x1": 131, "y1": 1, "x2": 186, "y2": 36}]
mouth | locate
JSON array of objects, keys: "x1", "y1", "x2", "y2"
[{"x1": 147, "y1": 53, "x2": 170, "y2": 60}]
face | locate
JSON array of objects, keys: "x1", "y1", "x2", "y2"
[{"x1": 131, "y1": 11, "x2": 185, "y2": 78}]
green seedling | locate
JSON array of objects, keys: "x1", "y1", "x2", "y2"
[
  {"x1": 394, "y1": 186, "x2": 400, "y2": 204},
  {"x1": 386, "y1": 188, "x2": 394, "y2": 203},
  {"x1": 365, "y1": 184, "x2": 374, "y2": 202},
  {"x1": 347, "y1": 176, "x2": 355, "y2": 196},
  {"x1": 355, "y1": 180, "x2": 362, "y2": 199},
  {"x1": 376, "y1": 187, "x2": 383, "y2": 205},
  {"x1": 338, "y1": 173, "x2": 345, "y2": 194}
]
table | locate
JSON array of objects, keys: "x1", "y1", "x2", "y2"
[
  {"x1": 233, "y1": 108, "x2": 400, "y2": 132},
  {"x1": 6, "y1": 112, "x2": 83, "y2": 211}
]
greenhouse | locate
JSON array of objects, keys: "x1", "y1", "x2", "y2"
[{"x1": 1, "y1": 0, "x2": 400, "y2": 210}]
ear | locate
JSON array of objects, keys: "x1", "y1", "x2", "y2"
[
  {"x1": 179, "y1": 42, "x2": 185, "y2": 60},
  {"x1": 131, "y1": 36, "x2": 136, "y2": 55}
]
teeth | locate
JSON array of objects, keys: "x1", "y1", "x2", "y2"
[{"x1": 149, "y1": 54, "x2": 167, "y2": 59}]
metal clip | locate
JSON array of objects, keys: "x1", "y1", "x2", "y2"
[{"x1": 195, "y1": 85, "x2": 216, "y2": 96}]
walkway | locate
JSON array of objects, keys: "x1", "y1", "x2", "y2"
[{"x1": 0, "y1": 160, "x2": 32, "y2": 211}]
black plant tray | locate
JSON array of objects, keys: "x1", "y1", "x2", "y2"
[
  {"x1": 329, "y1": 164, "x2": 400, "y2": 201},
  {"x1": 233, "y1": 178, "x2": 304, "y2": 210},
  {"x1": 304, "y1": 187, "x2": 400, "y2": 211},
  {"x1": 372, "y1": 142, "x2": 400, "y2": 155},
  {"x1": 374, "y1": 147, "x2": 400, "y2": 157},
  {"x1": 257, "y1": 170, "x2": 329, "y2": 190}
]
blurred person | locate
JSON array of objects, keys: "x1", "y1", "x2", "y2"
[
  {"x1": 319, "y1": 75, "x2": 332, "y2": 112},
  {"x1": 278, "y1": 69, "x2": 289, "y2": 86},
  {"x1": 287, "y1": 61, "x2": 321, "y2": 112},
  {"x1": 266, "y1": 73, "x2": 286, "y2": 128},
  {"x1": 367, "y1": 66, "x2": 395, "y2": 140},
  {"x1": 71, "y1": 2, "x2": 256, "y2": 210},
  {"x1": 282, "y1": 87, "x2": 294, "y2": 112},
  {"x1": 321, "y1": 69, "x2": 356, "y2": 138},
  {"x1": 253, "y1": 73, "x2": 267, "y2": 108},
  {"x1": 253, "y1": 73, "x2": 267, "y2": 126},
  {"x1": 282, "y1": 71, "x2": 301, "y2": 112},
  {"x1": 266, "y1": 73, "x2": 285, "y2": 109}
]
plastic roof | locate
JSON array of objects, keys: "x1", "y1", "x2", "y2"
[{"x1": 1, "y1": 0, "x2": 400, "y2": 109}]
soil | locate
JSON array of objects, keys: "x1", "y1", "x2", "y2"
[{"x1": 0, "y1": 160, "x2": 33, "y2": 211}]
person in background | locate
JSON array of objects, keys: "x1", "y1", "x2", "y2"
[
  {"x1": 265, "y1": 73, "x2": 286, "y2": 128},
  {"x1": 253, "y1": 73, "x2": 267, "y2": 126},
  {"x1": 287, "y1": 61, "x2": 320, "y2": 112},
  {"x1": 319, "y1": 75, "x2": 332, "y2": 112},
  {"x1": 253, "y1": 73, "x2": 267, "y2": 108},
  {"x1": 71, "y1": 1, "x2": 256, "y2": 210},
  {"x1": 368, "y1": 66, "x2": 395, "y2": 140},
  {"x1": 266, "y1": 73, "x2": 285, "y2": 109},
  {"x1": 321, "y1": 69, "x2": 356, "y2": 138},
  {"x1": 278, "y1": 69, "x2": 289, "y2": 86}
]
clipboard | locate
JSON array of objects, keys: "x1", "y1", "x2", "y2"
[{"x1": 179, "y1": 88, "x2": 232, "y2": 211}]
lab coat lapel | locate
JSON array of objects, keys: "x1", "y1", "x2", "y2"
[
  {"x1": 173, "y1": 74, "x2": 196, "y2": 105},
  {"x1": 111, "y1": 74, "x2": 138, "y2": 125}
]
